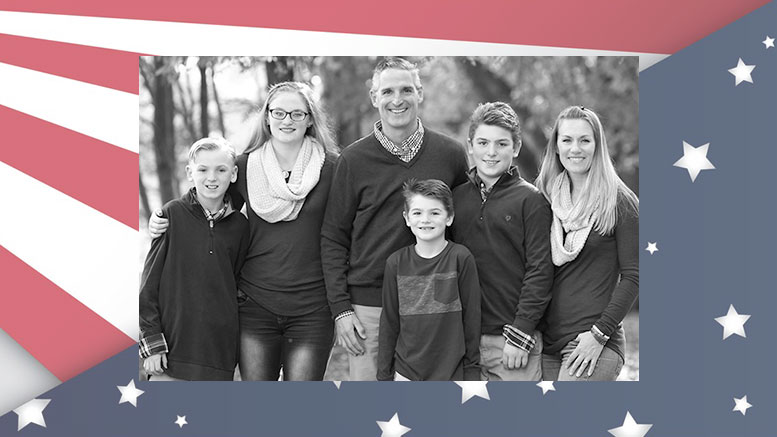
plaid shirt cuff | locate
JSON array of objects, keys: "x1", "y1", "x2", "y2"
[
  {"x1": 139, "y1": 333, "x2": 168, "y2": 359},
  {"x1": 502, "y1": 325, "x2": 535, "y2": 353}
]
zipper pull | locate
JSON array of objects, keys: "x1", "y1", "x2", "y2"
[{"x1": 209, "y1": 219, "x2": 214, "y2": 254}]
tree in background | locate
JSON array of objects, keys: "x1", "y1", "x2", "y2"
[
  {"x1": 139, "y1": 56, "x2": 638, "y2": 221},
  {"x1": 139, "y1": 57, "x2": 177, "y2": 224}
]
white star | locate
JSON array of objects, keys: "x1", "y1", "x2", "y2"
[
  {"x1": 175, "y1": 415, "x2": 188, "y2": 428},
  {"x1": 117, "y1": 379, "x2": 144, "y2": 407},
  {"x1": 733, "y1": 395, "x2": 752, "y2": 415},
  {"x1": 673, "y1": 141, "x2": 715, "y2": 182},
  {"x1": 728, "y1": 58, "x2": 755, "y2": 85},
  {"x1": 536, "y1": 381, "x2": 556, "y2": 395},
  {"x1": 13, "y1": 398, "x2": 51, "y2": 431},
  {"x1": 377, "y1": 413, "x2": 411, "y2": 437},
  {"x1": 645, "y1": 242, "x2": 658, "y2": 255},
  {"x1": 715, "y1": 305, "x2": 750, "y2": 339},
  {"x1": 332, "y1": 381, "x2": 342, "y2": 389},
  {"x1": 608, "y1": 411, "x2": 653, "y2": 437},
  {"x1": 454, "y1": 381, "x2": 490, "y2": 403},
  {"x1": 763, "y1": 36, "x2": 775, "y2": 49}
]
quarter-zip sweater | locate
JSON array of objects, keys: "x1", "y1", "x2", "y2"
[
  {"x1": 139, "y1": 189, "x2": 249, "y2": 380},
  {"x1": 451, "y1": 168, "x2": 554, "y2": 336},
  {"x1": 321, "y1": 128, "x2": 469, "y2": 317}
]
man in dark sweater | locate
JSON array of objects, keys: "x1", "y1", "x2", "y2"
[
  {"x1": 450, "y1": 103, "x2": 553, "y2": 381},
  {"x1": 322, "y1": 58, "x2": 468, "y2": 380}
]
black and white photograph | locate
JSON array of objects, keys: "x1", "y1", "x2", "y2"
[{"x1": 138, "y1": 56, "x2": 639, "y2": 382}]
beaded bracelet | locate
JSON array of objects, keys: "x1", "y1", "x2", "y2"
[{"x1": 335, "y1": 310, "x2": 355, "y2": 322}]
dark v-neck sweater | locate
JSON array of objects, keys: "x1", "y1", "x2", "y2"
[{"x1": 322, "y1": 128, "x2": 469, "y2": 316}]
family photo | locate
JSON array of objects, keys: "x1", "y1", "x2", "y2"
[{"x1": 138, "y1": 56, "x2": 639, "y2": 382}]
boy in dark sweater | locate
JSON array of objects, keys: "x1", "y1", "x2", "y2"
[
  {"x1": 377, "y1": 180, "x2": 480, "y2": 381},
  {"x1": 450, "y1": 103, "x2": 553, "y2": 381},
  {"x1": 139, "y1": 138, "x2": 249, "y2": 381}
]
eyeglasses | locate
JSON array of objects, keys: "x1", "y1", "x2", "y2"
[{"x1": 269, "y1": 108, "x2": 309, "y2": 122}]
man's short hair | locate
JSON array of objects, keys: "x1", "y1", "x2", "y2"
[
  {"x1": 187, "y1": 137, "x2": 237, "y2": 164},
  {"x1": 370, "y1": 57, "x2": 422, "y2": 93},
  {"x1": 402, "y1": 179, "x2": 454, "y2": 216},
  {"x1": 467, "y1": 102, "x2": 522, "y2": 149}
]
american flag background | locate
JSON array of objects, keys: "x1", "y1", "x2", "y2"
[{"x1": 0, "y1": 0, "x2": 775, "y2": 435}]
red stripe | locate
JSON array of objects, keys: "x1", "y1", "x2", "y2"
[
  {"x1": 0, "y1": 33, "x2": 140, "y2": 95},
  {"x1": 0, "y1": 247, "x2": 135, "y2": 381},
  {"x1": 0, "y1": 106, "x2": 138, "y2": 230},
  {"x1": 0, "y1": 0, "x2": 769, "y2": 53}
]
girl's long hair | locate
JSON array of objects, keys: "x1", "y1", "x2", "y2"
[
  {"x1": 536, "y1": 106, "x2": 638, "y2": 234},
  {"x1": 245, "y1": 81, "x2": 337, "y2": 154}
]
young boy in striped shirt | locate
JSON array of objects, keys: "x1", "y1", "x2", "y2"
[{"x1": 377, "y1": 179, "x2": 481, "y2": 381}]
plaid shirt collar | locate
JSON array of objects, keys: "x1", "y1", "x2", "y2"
[
  {"x1": 186, "y1": 187, "x2": 233, "y2": 221},
  {"x1": 373, "y1": 118, "x2": 425, "y2": 162}
]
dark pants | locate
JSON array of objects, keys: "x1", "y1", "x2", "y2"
[{"x1": 238, "y1": 296, "x2": 334, "y2": 381}]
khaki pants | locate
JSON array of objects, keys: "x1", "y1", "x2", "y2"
[
  {"x1": 347, "y1": 304, "x2": 382, "y2": 381},
  {"x1": 479, "y1": 331, "x2": 543, "y2": 381}
]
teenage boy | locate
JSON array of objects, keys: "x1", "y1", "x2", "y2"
[
  {"x1": 322, "y1": 58, "x2": 469, "y2": 380},
  {"x1": 377, "y1": 179, "x2": 480, "y2": 381},
  {"x1": 139, "y1": 138, "x2": 249, "y2": 381},
  {"x1": 451, "y1": 102, "x2": 553, "y2": 381}
]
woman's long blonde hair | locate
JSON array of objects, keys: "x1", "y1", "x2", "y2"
[
  {"x1": 245, "y1": 81, "x2": 336, "y2": 154},
  {"x1": 536, "y1": 106, "x2": 638, "y2": 234}
]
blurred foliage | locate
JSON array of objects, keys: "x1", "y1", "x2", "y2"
[{"x1": 139, "y1": 56, "x2": 638, "y2": 221}]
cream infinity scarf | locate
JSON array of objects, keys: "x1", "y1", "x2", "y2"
[
  {"x1": 246, "y1": 136, "x2": 324, "y2": 223},
  {"x1": 549, "y1": 172, "x2": 595, "y2": 266}
]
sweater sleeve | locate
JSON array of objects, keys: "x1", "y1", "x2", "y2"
[
  {"x1": 451, "y1": 146, "x2": 469, "y2": 190},
  {"x1": 321, "y1": 154, "x2": 357, "y2": 317},
  {"x1": 595, "y1": 201, "x2": 639, "y2": 336},
  {"x1": 139, "y1": 211, "x2": 171, "y2": 344},
  {"x1": 512, "y1": 194, "x2": 554, "y2": 334},
  {"x1": 377, "y1": 256, "x2": 400, "y2": 381},
  {"x1": 458, "y1": 252, "x2": 482, "y2": 381},
  {"x1": 233, "y1": 220, "x2": 250, "y2": 284}
]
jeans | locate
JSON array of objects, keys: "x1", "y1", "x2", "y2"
[
  {"x1": 239, "y1": 296, "x2": 334, "y2": 381},
  {"x1": 541, "y1": 338, "x2": 624, "y2": 381},
  {"x1": 479, "y1": 331, "x2": 543, "y2": 381},
  {"x1": 347, "y1": 304, "x2": 382, "y2": 381}
]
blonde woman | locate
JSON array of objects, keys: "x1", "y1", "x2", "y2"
[{"x1": 535, "y1": 106, "x2": 638, "y2": 381}]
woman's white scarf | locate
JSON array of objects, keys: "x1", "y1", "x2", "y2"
[
  {"x1": 246, "y1": 136, "x2": 325, "y2": 223},
  {"x1": 549, "y1": 172, "x2": 595, "y2": 266}
]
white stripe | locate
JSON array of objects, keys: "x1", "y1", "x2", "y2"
[
  {"x1": 0, "y1": 161, "x2": 139, "y2": 340},
  {"x1": 0, "y1": 62, "x2": 138, "y2": 154},
  {"x1": 0, "y1": 329, "x2": 61, "y2": 417},
  {"x1": 0, "y1": 11, "x2": 667, "y2": 70}
]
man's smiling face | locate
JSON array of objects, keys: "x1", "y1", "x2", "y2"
[{"x1": 370, "y1": 68, "x2": 423, "y2": 137}]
